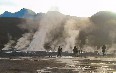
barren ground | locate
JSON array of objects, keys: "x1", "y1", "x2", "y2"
[{"x1": 0, "y1": 56, "x2": 116, "y2": 73}]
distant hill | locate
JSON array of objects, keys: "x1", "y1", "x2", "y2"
[
  {"x1": 0, "y1": 8, "x2": 36, "y2": 18},
  {"x1": 0, "y1": 8, "x2": 44, "y2": 50},
  {"x1": 90, "y1": 11, "x2": 116, "y2": 24}
]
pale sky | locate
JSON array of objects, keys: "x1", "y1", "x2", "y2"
[{"x1": 0, "y1": 0, "x2": 116, "y2": 17}]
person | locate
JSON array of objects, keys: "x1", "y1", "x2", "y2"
[
  {"x1": 102, "y1": 45, "x2": 106, "y2": 56},
  {"x1": 57, "y1": 46, "x2": 62, "y2": 57},
  {"x1": 73, "y1": 46, "x2": 78, "y2": 57},
  {"x1": 60, "y1": 48, "x2": 62, "y2": 56}
]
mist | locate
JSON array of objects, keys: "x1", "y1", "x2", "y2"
[{"x1": 3, "y1": 11, "x2": 116, "y2": 53}]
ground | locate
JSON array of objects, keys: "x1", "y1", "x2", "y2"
[{"x1": 0, "y1": 56, "x2": 116, "y2": 73}]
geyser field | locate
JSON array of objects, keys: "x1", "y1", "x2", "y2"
[
  {"x1": 3, "y1": 11, "x2": 116, "y2": 54},
  {"x1": 0, "y1": 56, "x2": 116, "y2": 73},
  {"x1": 1, "y1": 11, "x2": 116, "y2": 73}
]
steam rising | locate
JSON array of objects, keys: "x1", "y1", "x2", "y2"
[
  {"x1": 3, "y1": 11, "x2": 116, "y2": 53},
  {"x1": 14, "y1": 33, "x2": 33, "y2": 50}
]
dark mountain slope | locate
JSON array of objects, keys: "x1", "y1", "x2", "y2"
[{"x1": 0, "y1": 17, "x2": 27, "y2": 49}]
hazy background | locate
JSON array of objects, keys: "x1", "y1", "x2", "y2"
[
  {"x1": 0, "y1": 0, "x2": 116, "y2": 54},
  {"x1": 0, "y1": 0, "x2": 116, "y2": 17}
]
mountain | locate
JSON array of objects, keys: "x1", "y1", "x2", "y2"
[
  {"x1": 0, "y1": 8, "x2": 36, "y2": 18},
  {"x1": 0, "y1": 17, "x2": 27, "y2": 50},
  {"x1": 90, "y1": 11, "x2": 116, "y2": 24}
]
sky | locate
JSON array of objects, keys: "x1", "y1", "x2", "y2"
[{"x1": 0, "y1": 0, "x2": 116, "y2": 17}]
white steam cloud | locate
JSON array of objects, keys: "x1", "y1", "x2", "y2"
[{"x1": 4, "y1": 11, "x2": 116, "y2": 54}]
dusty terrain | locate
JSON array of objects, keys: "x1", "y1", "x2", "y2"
[{"x1": 0, "y1": 56, "x2": 116, "y2": 73}]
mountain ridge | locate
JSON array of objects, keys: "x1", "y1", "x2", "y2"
[{"x1": 0, "y1": 8, "x2": 36, "y2": 18}]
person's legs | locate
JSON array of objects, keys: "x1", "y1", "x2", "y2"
[
  {"x1": 59, "y1": 52, "x2": 61, "y2": 57},
  {"x1": 57, "y1": 52, "x2": 60, "y2": 57},
  {"x1": 103, "y1": 52, "x2": 104, "y2": 56},
  {"x1": 103, "y1": 51, "x2": 105, "y2": 56}
]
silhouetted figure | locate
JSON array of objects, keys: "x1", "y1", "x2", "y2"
[
  {"x1": 73, "y1": 46, "x2": 78, "y2": 56},
  {"x1": 57, "y1": 46, "x2": 62, "y2": 57},
  {"x1": 102, "y1": 45, "x2": 106, "y2": 56}
]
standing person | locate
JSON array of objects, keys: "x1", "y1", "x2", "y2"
[
  {"x1": 60, "y1": 48, "x2": 62, "y2": 57},
  {"x1": 102, "y1": 45, "x2": 106, "y2": 56},
  {"x1": 73, "y1": 46, "x2": 78, "y2": 57},
  {"x1": 57, "y1": 46, "x2": 62, "y2": 57}
]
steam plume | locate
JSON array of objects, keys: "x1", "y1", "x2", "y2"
[{"x1": 4, "y1": 11, "x2": 116, "y2": 54}]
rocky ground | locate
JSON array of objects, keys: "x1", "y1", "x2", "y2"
[{"x1": 0, "y1": 56, "x2": 116, "y2": 73}]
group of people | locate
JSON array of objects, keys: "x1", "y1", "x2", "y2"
[
  {"x1": 57, "y1": 45, "x2": 107, "y2": 57},
  {"x1": 73, "y1": 45, "x2": 107, "y2": 56},
  {"x1": 73, "y1": 46, "x2": 83, "y2": 57}
]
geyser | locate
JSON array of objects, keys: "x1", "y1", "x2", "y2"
[{"x1": 3, "y1": 11, "x2": 116, "y2": 54}]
